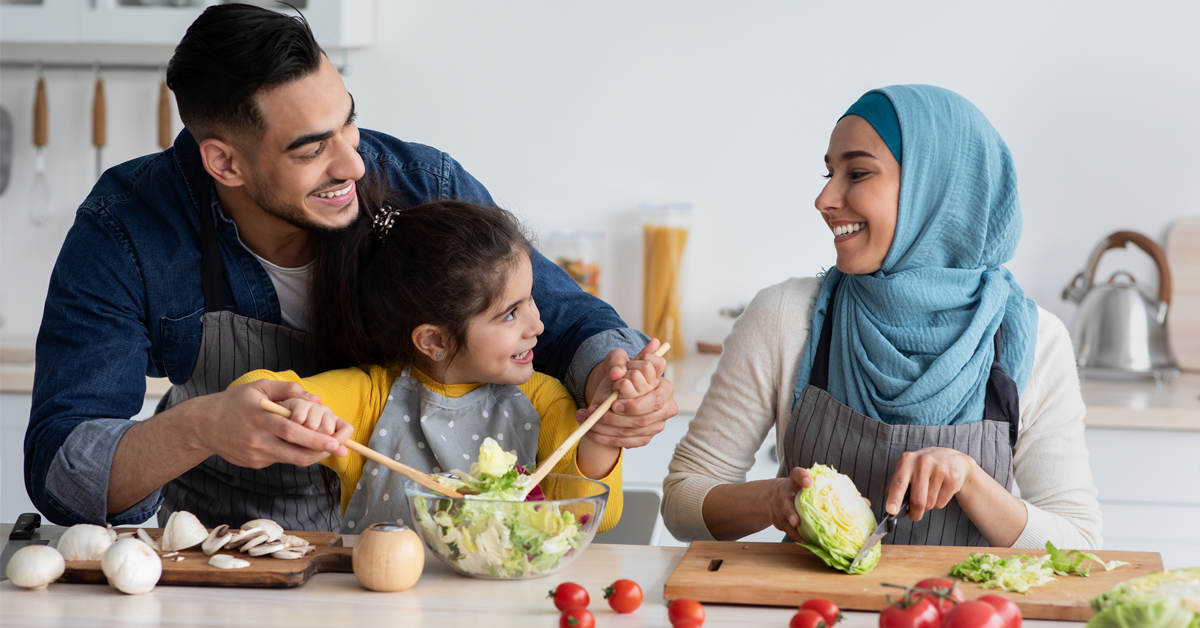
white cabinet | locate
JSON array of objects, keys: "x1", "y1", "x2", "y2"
[{"x1": 1, "y1": 0, "x2": 375, "y2": 48}]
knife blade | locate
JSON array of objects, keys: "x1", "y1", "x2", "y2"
[
  {"x1": 848, "y1": 498, "x2": 908, "y2": 573},
  {"x1": 1, "y1": 513, "x2": 49, "y2": 581}
]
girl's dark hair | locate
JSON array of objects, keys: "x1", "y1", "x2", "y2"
[
  {"x1": 166, "y1": 4, "x2": 323, "y2": 141},
  {"x1": 310, "y1": 173, "x2": 531, "y2": 372}
]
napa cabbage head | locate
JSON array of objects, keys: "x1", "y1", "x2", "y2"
[
  {"x1": 794, "y1": 463, "x2": 879, "y2": 574},
  {"x1": 1087, "y1": 568, "x2": 1200, "y2": 628}
]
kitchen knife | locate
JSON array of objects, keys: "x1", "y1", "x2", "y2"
[
  {"x1": 1, "y1": 513, "x2": 50, "y2": 581},
  {"x1": 848, "y1": 498, "x2": 908, "y2": 573}
]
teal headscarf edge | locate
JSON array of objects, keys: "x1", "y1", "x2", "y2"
[
  {"x1": 792, "y1": 85, "x2": 1039, "y2": 426},
  {"x1": 840, "y1": 92, "x2": 902, "y2": 165}
]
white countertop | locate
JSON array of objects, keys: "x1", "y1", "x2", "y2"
[{"x1": 0, "y1": 526, "x2": 1085, "y2": 628}]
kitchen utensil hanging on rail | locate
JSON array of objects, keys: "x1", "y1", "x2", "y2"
[
  {"x1": 158, "y1": 77, "x2": 172, "y2": 149},
  {"x1": 92, "y1": 64, "x2": 106, "y2": 180},
  {"x1": 27, "y1": 67, "x2": 51, "y2": 227}
]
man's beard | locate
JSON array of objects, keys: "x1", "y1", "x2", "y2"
[{"x1": 250, "y1": 186, "x2": 359, "y2": 237}]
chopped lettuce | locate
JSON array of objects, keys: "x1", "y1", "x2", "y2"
[
  {"x1": 413, "y1": 438, "x2": 586, "y2": 578},
  {"x1": 950, "y1": 541, "x2": 1129, "y2": 593},
  {"x1": 794, "y1": 463, "x2": 879, "y2": 574},
  {"x1": 1088, "y1": 568, "x2": 1200, "y2": 628}
]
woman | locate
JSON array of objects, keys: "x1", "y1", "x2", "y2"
[{"x1": 662, "y1": 85, "x2": 1102, "y2": 549}]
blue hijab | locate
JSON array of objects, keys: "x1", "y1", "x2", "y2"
[{"x1": 792, "y1": 85, "x2": 1038, "y2": 426}]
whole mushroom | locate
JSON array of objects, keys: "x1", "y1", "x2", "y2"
[
  {"x1": 57, "y1": 524, "x2": 117, "y2": 561},
  {"x1": 159, "y1": 511, "x2": 208, "y2": 552},
  {"x1": 101, "y1": 538, "x2": 162, "y2": 595},
  {"x1": 5, "y1": 545, "x2": 65, "y2": 590}
]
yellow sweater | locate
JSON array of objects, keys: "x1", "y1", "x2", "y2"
[{"x1": 231, "y1": 366, "x2": 622, "y2": 533}]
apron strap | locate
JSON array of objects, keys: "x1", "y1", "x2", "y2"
[
  {"x1": 984, "y1": 325, "x2": 1021, "y2": 450},
  {"x1": 197, "y1": 178, "x2": 227, "y2": 313}
]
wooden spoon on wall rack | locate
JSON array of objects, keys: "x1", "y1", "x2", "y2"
[
  {"x1": 257, "y1": 398, "x2": 463, "y2": 499},
  {"x1": 158, "y1": 79, "x2": 172, "y2": 149}
]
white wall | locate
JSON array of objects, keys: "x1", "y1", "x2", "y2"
[{"x1": 2, "y1": 1, "x2": 1197, "y2": 347}]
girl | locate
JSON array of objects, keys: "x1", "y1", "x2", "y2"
[
  {"x1": 663, "y1": 85, "x2": 1102, "y2": 550},
  {"x1": 232, "y1": 191, "x2": 651, "y2": 534}
]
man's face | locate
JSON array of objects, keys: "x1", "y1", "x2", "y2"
[{"x1": 239, "y1": 56, "x2": 365, "y2": 234}]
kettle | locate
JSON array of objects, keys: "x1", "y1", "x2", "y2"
[{"x1": 1061, "y1": 230, "x2": 1178, "y2": 380}]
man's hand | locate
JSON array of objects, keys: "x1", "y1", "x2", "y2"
[
  {"x1": 197, "y1": 380, "x2": 352, "y2": 468},
  {"x1": 577, "y1": 338, "x2": 678, "y2": 448}
]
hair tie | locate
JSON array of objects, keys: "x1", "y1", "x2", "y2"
[{"x1": 373, "y1": 205, "x2": 400, "y2": 241}]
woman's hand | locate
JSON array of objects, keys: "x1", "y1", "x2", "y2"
[
  {"x1": 885, "y1": 447, "x2": 980, "y2": 521},
  {"x1": 767, "y1": 467, "x2": 814, "y2": 540},
  {"x1": 579, "y1": 338, "x2": 678, "y2": 449}
]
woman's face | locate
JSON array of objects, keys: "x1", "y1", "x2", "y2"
[
  {"x1": 445, "y1": 250, "x2": 544, "y2": 386},
  {"x1": 815, "y1": 115, "x2": 901, "y2": 275}
]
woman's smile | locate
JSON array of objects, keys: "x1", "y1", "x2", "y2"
[{"x1": 831, "y1": 221, "x2": 867, "y2": 240}]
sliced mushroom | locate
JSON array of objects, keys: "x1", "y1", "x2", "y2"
[
  {"x1": 278, "y1": 534, "x2": 309, "y2": 548},
  {"x1": 117, "y1": 532, "x2": 136, "y2": 540},
  {"x1": 287, "y1": 544, "x2": 316, "y2": 556},
  {"x1": 208, "y1": 554, "x2": 250, "y2": 570},
  {"x1": 159, "y1": 511, "x2": 208, "y2": 552},
  {"x1": 223, "y1": 528, "x2": 266, "y2": 550},
  {"x1": 240, "y1": 519, "x2": 283, "y2": 543},
  {"x1": 247, "y1": 541, "x2": 287, "y2": 557},
  {"x1": 238, "y1": 534, "x2": 270, "y2": 552},
  {"x1": 160, "y1": 552, "x2": 179, "y2": 558},
  {"x1": 270, "y1": 550, "x2": 303, "y2": 560},
  {"x1": 136, "y1": 528, "x2": 159, "y2": 550},
  {"x1": 201, "y1": 525, "x2": 233, "y2": 556},
  {"x1": 170, "y1": 555, "x2": 186, "y2": 562}
]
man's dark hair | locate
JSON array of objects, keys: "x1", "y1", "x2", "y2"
[{"x1": 166, "y1": 3, "x2": 324, "y2": 142}]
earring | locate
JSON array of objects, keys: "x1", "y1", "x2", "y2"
[{"x1": 436, "y1": 352, "x2": 443, "y2": 360}]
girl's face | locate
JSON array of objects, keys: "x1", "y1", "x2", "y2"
[
  {"x1": 445, "y1": 251, "x2": 544, "y2": 386},
  {"x1": 815, "y1": 115, "x2": 901, "y2": 275}
]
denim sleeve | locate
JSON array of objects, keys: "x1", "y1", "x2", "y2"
[
  {"x1": 439, "y1": 154, "x2": 648, "y2": 404},
  {"x1": 26, "y1": 209, "x2": 160, "y2": 525}
]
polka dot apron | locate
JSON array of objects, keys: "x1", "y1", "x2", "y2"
[{"x1": 340, "y1": 369, "x2": 542, "y2": 533}]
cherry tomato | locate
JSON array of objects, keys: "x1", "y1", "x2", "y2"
[
  {"x1": 604, "y1": 579, "x2": 643, "y2": 613},
  {"x1": 978, "y1": 595, "x2": 1022, "y2": 628},
  {"x1": 800, "y1": 599, "x2": 843, "y2": 626},
  {"x1": 549, "y1": 582, "x2": 590, "y2": 611},
  {"x1": 944, "y1": 600, "x2": 1006, "y2": 628},
  {"x1": 560, "y1": 607, "x2": 595, "y2": 628},
  {"x1": 879, "y1": 596, "x2": 940, "y2": 628},
  {"x1": 914, "y1": 577, "x2": 966, "y2": 616},
  {"x1": 790, "y1": 609, "x2": 829, "y2": 628},
  {"x1": 668, "y1": 598, "x2": 706, "y2": 626}
]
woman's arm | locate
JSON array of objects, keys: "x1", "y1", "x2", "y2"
[{"x1": 663, "y1": 279, "x2": 819, "y2": 542}]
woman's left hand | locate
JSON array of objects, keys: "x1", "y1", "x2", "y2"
[{"x1": 885, "y1": 447, "x2": 981, "y2": 522}]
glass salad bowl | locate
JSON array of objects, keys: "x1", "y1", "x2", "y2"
[{"x1": 404, "y1": 474, "x2": 609, "y2": 580}]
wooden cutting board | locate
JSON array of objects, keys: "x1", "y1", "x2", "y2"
[
  {"x1": 1167, "y1": 216, "x2": 1200, "y2": 371},
  {"x1": 58, "y1": 529, "x2": 352, "y2": 588},
  {"x1": 663, "y1": 542, "x2": 1163, "y2": 621}
]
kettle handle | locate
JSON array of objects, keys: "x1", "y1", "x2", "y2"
[{"x1": 1083, "y1": 230, "x2": 1172, "y2": 306}]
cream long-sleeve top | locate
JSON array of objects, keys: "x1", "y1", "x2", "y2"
[{"x1": 663, "y1": 277, "x2": 1103, "y2": 549}]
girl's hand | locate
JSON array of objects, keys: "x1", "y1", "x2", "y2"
[
  {"x1": 885, "y1": 446, "x2": 980, "y2": 522},
  {"x1": 578, "y1": 339, "x2": 678, "y2": 449},
  {"x1": 768, "y1": 467, "x2": 814, "y2": 541},
  {"x1": 277, "y1": 397, "x2": 353, "y2": 458}
]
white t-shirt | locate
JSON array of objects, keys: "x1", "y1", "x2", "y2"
[{"x1": 251, "y1": 253, "x2": 313, "y2": 333}]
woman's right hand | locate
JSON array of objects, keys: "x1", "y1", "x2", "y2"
[{"x1": 767, "y1": 467, "x2": 814, "y2": 541}]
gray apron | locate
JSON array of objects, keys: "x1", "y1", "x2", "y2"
[
  {"x1": 783, "y1": 289, "x2": 1020, "y2": 546},
  {"x1": 340, "y1": 368, "x2": 542, "y2": 534},
  {"x1": 154, "y1": 180, "x2": 333, "y2": 531}
]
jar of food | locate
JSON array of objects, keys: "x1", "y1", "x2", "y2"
[
  {"x1": 642, "y1": 204, "x2": 692, "y2": 357},
  {"x1": 545, "y1": 231, "x2": 604, "y2": 297}
]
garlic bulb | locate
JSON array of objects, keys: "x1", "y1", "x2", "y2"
[
  {"x1": 240, "y1": 519, "x2": 284, "y2": 543},
  {"x1": 57, "y1": 524, "x2": 117, "y2": 561},
  {"x1": 159, "y1": 511, "x2": 208, "y2": 552},
  {"x1": 101, "y1": 538, "x2": 162, "y2": 595},
  {"x1": 5, "y1": 545, "x2": 65, "y2": 590}
]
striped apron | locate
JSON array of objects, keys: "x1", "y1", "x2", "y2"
[
  {"x1": 154, "y1": 180, "x2": 333, "y2": 531},
  {"x1": 782, "y1": 301, "x2": 1019, "y2": 546}
]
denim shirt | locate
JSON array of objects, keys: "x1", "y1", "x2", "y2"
[{"x1": 26, "y1": 128, "x2": 646, "y2": 526}]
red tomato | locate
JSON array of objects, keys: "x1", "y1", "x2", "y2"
[
  {"x1": 914, "y1": 578, "x2": 966, "y2": 616},
  {"x1": 944, "y1": 601, "x2": 1007, "y2": 628},
  {"x1": 668, "y1": 598, "x2": 706, "y2": 626},
  {"x1": 549, "y1": 582, "x2": 590, "y2": 611},
  {"x1": 879, "y1": 596, "x2": 941, "y2": 628},
  {"x1": 978, "y1": 595, "x2": 1022, "y2": 628},
  {"x1": 790, "y1": 609, "x2": 829, "y2": 628},
  {"x1": 560, "y1": 607, "x2": 595, "y2": 628},
  {"x1": 604, "y1": 579, "x2": 643, "y2": 613},
  {"x1": 800, "y1": 599, "x2": 843, "y2": 626},
  {"x1": 674, "y1": 622, "x2": 704, "y2": 628}
]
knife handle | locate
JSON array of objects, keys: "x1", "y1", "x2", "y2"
[{"x1": 10, "y1": 513, "x2": 42, "y2": 540}]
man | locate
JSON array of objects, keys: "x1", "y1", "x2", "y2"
[{"x1": 25, "y1": 4, "x2": 676, "y2": 530}]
